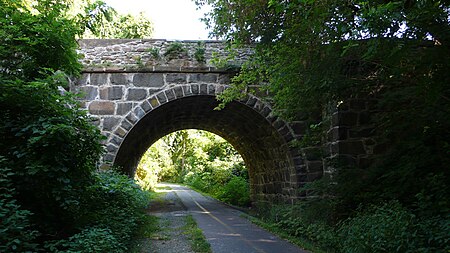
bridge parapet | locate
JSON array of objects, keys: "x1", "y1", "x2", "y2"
[{"x1": 78, "y1": 39, "x2": 252, "y2": 71}]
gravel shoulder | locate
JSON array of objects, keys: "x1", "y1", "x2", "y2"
[{"x1": 137, "y1": 186, "x2": 195, "y2": 253}]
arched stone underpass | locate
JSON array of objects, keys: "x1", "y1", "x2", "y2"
[
  {"x1": 74, "y1": 39, "x2": 325, "y2": 205},
  {"x1": 114, "y1": 90, "x2": 296, "y2": 204}
]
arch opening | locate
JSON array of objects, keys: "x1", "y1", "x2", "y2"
[
  {"x1": 135, "y1": 129, "x2": 250, "y2": 206},
  {"x1": 114, "y1": 94, "x2": 297, "y2": 203}
]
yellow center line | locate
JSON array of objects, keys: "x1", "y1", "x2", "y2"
[{"x1": 185, "y1": 188, "x2": 267, "y2": 253}]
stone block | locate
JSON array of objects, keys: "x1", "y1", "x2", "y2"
[
  {"x1": 127, "y1": 88, "x2": 147, "y2": 101},
  {"x1": 121, "y1": 120, "x2": 133, "y2": 130},
  {"x1": 106, "y1": 144, "x2": 118, "y2": 153},
  {"x1": 134, "y1": 106, "x2": 145, "y2": 119},
  {"x1": 358, "y1": 111, "x2": 372, "y2": 125},
  {"x1": 336, "y1": 140, "x2": 366, "y2": 155},
  {"x1": 207, "y1": 84, "x2": 216, "y2": 94},
  {"x1": 173, "y1": 86, "x2": 183, "y2": 98},
  {"x1": 149, "y1": 97, "x2": 160, "y2": 107},
  {"x1": 348, "y1": 127, "x2": 374, "y2": 138},
  {"x1": 110, "y1": 73, "x2": 128, "y2": 85},
  {"x1": 332, "y1": 111, "x2": 358, "y2": 126},
  {"x1": 328, "y1": 126, "x2": 348, "y2": 141},
  {"x1": 79, "y1": 86, "x2": 98, "y2": 100},
  {"x1": 191, "y1": 84, "x2": 199, "y2": 94},
  {"x1": 165, "y1": 89, "x2": 176, "y2": 101},
  {"x1": 88, "y1": 101, "x2": 115, "y2": 115},
  {"x1": 246, "y1": 97, "x2": 257, "y2": 107},
  {"x1": 133, "y1": 73, "x2": 164, "y2": 87},
  {"x1": 183, "y1": 85, "x2": 192, "y2": 96},
  {"x1": 104, "y1": 153, "x2": 115, "y2": 162},
  {"x1": 141, "y1": 100, "x2": 152, "y2": 112},
  {"x1": 306, "y1": 161, "x2": 323, "y2": 173},
  {"x1": 218, "y1": 74, "x2": 231, "y2": 84},
  {"x1": 115, "y1": 127, "x2": 127, "y2": 138},
  {"x1": 166, "y1": 73, "x2": 187, "y2": 84},
  {"x1": 76, "y1": 73, "x2": 89, "y2": 85},
  {"x1": 199, "y1": 83, "x2": 208, "y2": 94},
  {"x1": 99, "y1": 86, "x2": 123, "y2": 100},
  {"x1": 126, "y1": 113, "x2": 138, "y2": 124},
  {"x1": 188, "y1": 73, "x2": 218, "y2": 83},
  {"x1": 156, "y1": 92, "x2": 167, "y2": 104},
  {"x1": 111, "y1": 135, "x2": 122, "y2": 146},
  {"x1": 90, "y1": 73, "x2": 108, "y2": 85},
  {"x1": 116, "y1": 102, "x2": 132, "y2": 115},
  {"x1": 103, "y1": 117, "x2": 120, "y2": 131},
  {"x1": 261, "y1": 106, "x2": 271, "y2": 117}
]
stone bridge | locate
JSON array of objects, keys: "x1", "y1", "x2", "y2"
[{"x1": 73, "y1": 39, "x2": 375, "y2": 203}]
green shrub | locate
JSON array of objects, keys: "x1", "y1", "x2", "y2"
[
  {"x1": 0, "y1": 76, "x2": 103, "y2": 236},
  {"x1": 46, "y1": 227, "x2": 125, "y2": 253},
  {"x1": 261, "y1": 203, "x2": 337, "y2": 249},
  {"x1": 337, "y1": 201, "x2": 450, "y2": 253},
  {"x1": 0, "y1": 161, "x2": 39, "y2": 252},
  {"x1": 218, "y1": 176, "x2": 250, "y2": 207},
  {"x1": 80, "y1": 170, "x2": 149, "y2": 244}
]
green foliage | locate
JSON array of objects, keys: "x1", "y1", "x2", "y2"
[
  {"x1": 136, "y1": 130, "x2": 250, "y2": 207},
  {"x1": 0, "y1": 0, "x2": 82, "y2": 80},
  {"x1": 80, "y1": 170, "x2": 149, "y2": 244},
  {"x1": 194, "y1": 41, "x2": 206, "y2": 63},
  {"x1": 81, "y1": 1, "x2": 153, "y2": 39},
  {"x1": 147, "y1": 47, "x2": 162, "y2": 60},
  {"x1": 0, "y1": 161, "x2": 39, "y2": 253},
  {"x1": 338, "y1": 201, "x2": 450, "y2": 253},
  {"x1": 164, "y1": 42, "x2": 188, "y2": 59},
  {"x1": 197, "y1": 0, "x2": 450, "y2": 250},
  {"x1": 0, "y1": 75, "x2": 104, "y2": 236},
  {"x1": 46, "y1": 227, "x2": 125, "y2": 253},
  {"x1": 0, "y1": 1, "x2": 151, "y2": 251},
  {"x1": 183, "y1": 215, "x2": 212, "y2": 253},
  {"x1": 217, "y1": 177, "x2": 250, "y2": 207}
]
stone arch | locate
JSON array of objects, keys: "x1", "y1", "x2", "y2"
[{"x1": 105, "y1": 83, "x2": 301, "y2": 203}]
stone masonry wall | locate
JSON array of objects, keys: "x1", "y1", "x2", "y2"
[
  {"x1": 78, "y1": 39, "x2": 252, "y2": 70},
  {"x1": 73, "y1": 39, "x2": 379, "y2": 203}
]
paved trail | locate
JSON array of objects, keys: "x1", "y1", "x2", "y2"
[{"x1": 164, "y1": 183, "x2": 308, "y2": 253}]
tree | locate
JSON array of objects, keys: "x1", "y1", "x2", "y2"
[
  {"x1": 195, "y1": 0, "x2": 450, "y2": 249},
  {"x1": 80, "y1": 0, "x2": 153, "y2": 38}
]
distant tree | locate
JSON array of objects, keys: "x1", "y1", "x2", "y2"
[{"x1": 80, "y1": 0, "x2": 153, "y2": 38}]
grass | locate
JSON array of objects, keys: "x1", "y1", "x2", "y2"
[
  {"x1": 130, "y1": 189, "x2": 164, "y2": 253},
  {"x1": 183, "y1": 215, "x2": 212, "y2": 253},
  {"x1": 242, "y1": 213, "x2": 329, "y2": 253}
]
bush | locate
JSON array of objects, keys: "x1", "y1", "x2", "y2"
[
  {"x1": 337, "y1": 201, "x2": 450, "y2": 253},
  {"x1": 218, "y1": 176, "x2": 250, "y2": 207},
  {"x1": 46, "y1": 227, "x2": 125, "y2": 253},
  {"x1": 80, "y1": 170, "x2": 149, "y2": 244},
  {"x1": 0, "y1": 161, "x2": 39, "y2": 252},
  {"x1": 0, "y1": 76, "x2": 104, "y2": 237}
]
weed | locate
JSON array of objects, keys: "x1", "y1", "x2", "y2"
[
  {"x1": 164, "y1": 42, "x2": 188, "y2": 59},
  {"x1": 183, "y1": 215, "x2": 212, "y2": 253},
  {"x1": 147, "y1": 47, "x2": 161, "y2": 60},
  {"x1": 194, "y1": 41, "x2": 206, "y2": 63}
]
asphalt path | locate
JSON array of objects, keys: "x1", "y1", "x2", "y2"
[{"x1": 163, "y1": 183, "x2": 308, "y2": 253}]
